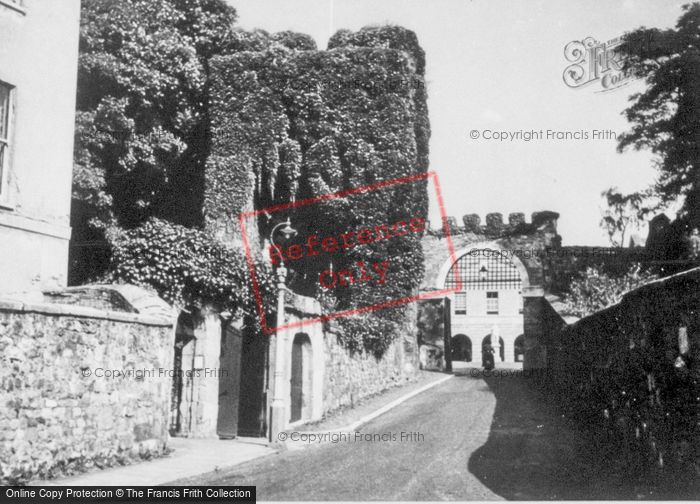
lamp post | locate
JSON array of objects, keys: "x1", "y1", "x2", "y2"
[{"x1": 269, "y1": 219, "x2": 297, "y2": 443}]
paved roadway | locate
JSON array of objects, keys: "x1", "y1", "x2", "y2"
[{"x1": 174, "y1": 367, "x2": 674, "y2": 500}]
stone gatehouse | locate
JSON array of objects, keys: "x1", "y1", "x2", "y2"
[{"x1": 418, "y1": 211, "x2": 561, "y2": 369}]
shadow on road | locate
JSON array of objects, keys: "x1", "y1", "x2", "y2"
[{"x1": 461, "y1": 367, "x2": 673, "y2": 500}]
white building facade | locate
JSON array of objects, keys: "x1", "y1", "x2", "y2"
[
  {"x1": 0, "y1": 0, "x2": 81, "y2": 291},
  {"x1": 439, "y1": 245, "x2": 528, "y2": 364}
]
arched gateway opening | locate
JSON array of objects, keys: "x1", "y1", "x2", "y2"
[
  {"x1": 514, "y1": 334, "x2": 525, "y2": 362},
  {"x1": 482, "y1": 335, "x2": 505, "y2": 363},
  {"x1": 451, "y1": 334, "x2": 472, "y2": 362},
  {"x1": 441, "y1": 246, "x2": 529, "y2": 365}
]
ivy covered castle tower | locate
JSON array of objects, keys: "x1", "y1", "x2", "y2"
[{"x1": 161, "y1": 26, "x2": 433, "y2": 439}]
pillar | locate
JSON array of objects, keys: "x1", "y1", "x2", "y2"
[
  {"x1": 522, "y1": 287, "x2": 547, "y2": 371},
  {"x1": 490, "y1": 324, "x2": 502, "y2": 362},
  {"x1": 184, "y1": 307, "x2": 223, "y2": 437},
  {"x1": 503, "y1": 335, "x2": 515, "y2": 364}
]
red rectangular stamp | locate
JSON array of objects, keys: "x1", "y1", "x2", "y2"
[{"x1": 239, "y1": 171, "x2": 460, "y2": 334}]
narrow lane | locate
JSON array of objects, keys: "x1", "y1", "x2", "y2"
[{"x1": 174, "y1": 368, "x2": 652, "y2": 500}]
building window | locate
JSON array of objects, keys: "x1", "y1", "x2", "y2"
[
  {"x1": 454, "y1": 292, "x2": 466, "y2": 315},
  {"x1": 444, "y1": 248, "x2": 522, "y2": 291},
  {"x1": 486, "y1": 291, "x2": 499, "y2": 314},
  {"x1": 0, "y1": 82, "x2": 12, "y2": 200}
]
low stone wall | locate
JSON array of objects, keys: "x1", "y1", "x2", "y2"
[
  {"x1": 323, "y1": 333, "x2": 416, "y2": 413},
  {"x1": 538, "y1": 267, "x2": 700, "y2": 482},
  {"x1": 322, "y1": 304, "x2": 420, "y2": 413},
  {"x1": 0, "y1": 300, "x2": 173, "y2": 484}
]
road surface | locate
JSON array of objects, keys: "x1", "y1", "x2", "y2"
[{"x1": 173, "y1": 367, "x2": 672, "y2": 500}]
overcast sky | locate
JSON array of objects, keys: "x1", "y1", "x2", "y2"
[{"x1": 228, "y1": 0, "x2": 687, "y2": 245}]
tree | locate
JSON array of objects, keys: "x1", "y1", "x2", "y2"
[
  {"x1": 563, "y1": 265, "x2": 658, "y2": 318},
  {"x1": 105, "y1": 218, "x2": 276, "y2": 324},
  {"x1": 599, "y1": 187, "x2": 656, "y2": 247},
  {"x1": 618, "y1": 3, "x2": 700, "y2": 228},
  {"x1": 73, "y1": 0, "x2": 238, "y2": 231},
  {"x1": 71, "y1": 0, "x2": 238, "y2": 283}
]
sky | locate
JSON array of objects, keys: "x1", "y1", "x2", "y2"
[{"x1": 228, "y1": 0, "x2": 687, "y2": 245}]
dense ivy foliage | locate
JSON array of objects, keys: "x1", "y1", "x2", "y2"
[
  {"x1": 70, "y1": 0, "x2": 242, "y2": 286},
  {"x1": 335, "y1": 315, "x2": 402, "y2": 358},
  {"x1": 74, "y1": 0, "x2": 238, "y2": 230},
  {"x1": 106, "y1": 219, "x2": 276, "y2": 320},
  {"x1": 207, "y1": 26, "x2": 430, "y2": 355},
  {"x1": 72, "y1": 5, "x2": 430, "y2": 353},
  {"x1": 563, "y1": 264, "x2": 658, "y2": 318},
  {"x1": 328, "y1": 25, "x2": 430, "y2": 176},
  {"x1": 71, "y1": 1, "x2": 296, "y2": 317},
  {"x1": 327, "y1": 25, "x2": 427, "y2": 75}
]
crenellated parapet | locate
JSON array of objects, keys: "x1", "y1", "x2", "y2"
[
  {"x1": 462, "y1": 214, "x2": 481, "y2": 232},
  {"x1": 509, "y1": 212, "x2": 526, "y2": 227},
  {"x1": 430, "y1": 211, "x2": 560, "y2": 239}
]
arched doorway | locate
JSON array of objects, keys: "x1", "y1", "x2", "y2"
[
  {"x1": 481, "y1": 335, "x2": 505, "y2": 363},
  {"x1": 514, "y1": 334, "x2": 525, "y2": 362},
  {"x1": 451, "y1": 334, "x2": 472, "y2": 362},
  {"x1": 290, "y1": 333, "x2": 312, "y2": 423}
]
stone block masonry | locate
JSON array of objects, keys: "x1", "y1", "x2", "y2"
[
  {"x1": 537, "y1": 267, "x2": 700, "y2": 486},
  {"x1": 280, "y1": 291, "x2": 419, "y2": 424},
  {"x1": 322, "y1": 302, "x2": 419, "y2": 413},
  {"x1": 0, "y1": 299, "x2": 173, "y2": 485},
  {"x1": 323, "y1": 333, "x2": 413, "y2": 413}
]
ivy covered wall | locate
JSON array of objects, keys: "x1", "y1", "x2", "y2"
[{"x1": 207, "y1": 26, "x2": 431, "y2": 356}]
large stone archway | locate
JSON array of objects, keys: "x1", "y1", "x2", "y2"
[
  {"x1": 437, "y1": 243, "x2": 529, "y2": 365},
  {"x1": 435, "y1": 242, "x2": 531, "y2": 291},
  {"x1": 419, "y1": 215, "x2": 556, "y2": 371}
]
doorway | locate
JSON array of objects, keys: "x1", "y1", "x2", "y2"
[
  {"x1": 290, "y1": 333, "x2": 312, "y2": 423},
  {"x1": 451, "y1": 334, "x2": 473, "y2": 362},
  {"x1": 237, "y1": 319, "x2": 268, "y2": 437},
  {"x1": 216, "y1": 320, "x2": 243, "y2": 439}
]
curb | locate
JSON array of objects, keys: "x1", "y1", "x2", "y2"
[
  {"x1": 280, "y1": 373, "x2": 454, "y2": 449},
  {"x1": 30, "y1": 438, "x2": 277, "y2": 487},
  {"x1": 31, "y1": 375, "x2": 454, "y2": 483}
]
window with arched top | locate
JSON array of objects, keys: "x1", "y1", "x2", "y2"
[{"x1": 444, "y1": 249, "x2": 522, "y2": 291}]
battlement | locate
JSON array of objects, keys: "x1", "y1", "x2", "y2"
[{"x1": 428, "y1": 211, "x2": 560, "y2": 238}]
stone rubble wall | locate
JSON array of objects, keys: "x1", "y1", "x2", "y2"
[
  {"x1": 322, "y1": 303, "x2": 420, "y2": 413},
  {"x1": 537, "y1": 268, "x2": 700, "y2": 482},
  {"x1": 323, "y1": 333, "x2": 414, "y2": 413},
  {"x1": 0, "y1": 301, "x2": 173, "y2": 485}
]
